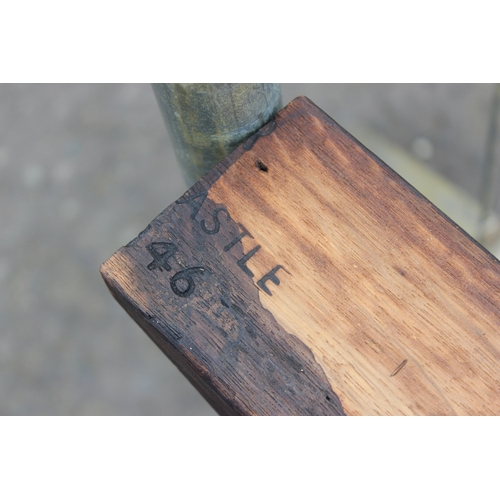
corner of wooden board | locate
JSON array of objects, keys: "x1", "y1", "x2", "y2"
[{"x1": 100, "y1": 95, "x2": 500, "y2": 416}]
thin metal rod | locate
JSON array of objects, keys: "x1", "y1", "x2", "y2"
[
  {"x1": 152, "y1": 83, "x2": 282, "y2": 187},
  {"x1": 478, "y1": 83, "x2": 500, "y2": 244}
]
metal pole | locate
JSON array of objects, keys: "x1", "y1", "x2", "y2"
[
  {"x1": 478, "y1": 83, "x2": 500, "y2": 245},
  {"x1": 152, "y1": 83, "x2": 282, "y2": 186}
]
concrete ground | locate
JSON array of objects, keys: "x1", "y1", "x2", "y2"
[{"x1": 1, "y1": 83, "x2": 499, "y2": 415}]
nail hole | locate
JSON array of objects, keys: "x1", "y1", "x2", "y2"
[{"x1": 256, "y1": 160, "x2": 268, "y2": 172}]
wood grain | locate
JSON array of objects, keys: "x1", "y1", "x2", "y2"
[{"x1": 101, "y1": 96, "x2": 500, "y2": 415}]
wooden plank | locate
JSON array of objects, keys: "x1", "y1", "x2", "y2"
[{"x1": 100, "y1": 96, "x2": 500, "y2": 415}]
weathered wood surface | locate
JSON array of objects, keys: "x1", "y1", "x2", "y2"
[{"x1": 100, "y1": 96, "x2": 500, "y2": 415}]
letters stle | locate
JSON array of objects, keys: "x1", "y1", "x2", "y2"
[{"x1": 101, "y1": 96, "x2": 500, "y2": 415}]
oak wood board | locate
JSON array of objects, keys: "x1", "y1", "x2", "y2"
[{"x1": 101, "y1": 96, "x2": 500, "y2": 415}]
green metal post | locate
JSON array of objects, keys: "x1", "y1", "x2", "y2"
[
  {"x1": 478, "y1": 83, "x2": 500, "y2": 245},
  {"x1": 152, "y1": 83, "x2": 282, "y2": 186}
]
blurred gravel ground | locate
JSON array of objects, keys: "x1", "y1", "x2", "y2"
[{"x1": 1, "y1": 83, "x2": 498, "y2": 415}]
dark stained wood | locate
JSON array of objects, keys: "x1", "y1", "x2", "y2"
[{"x1": 101, "y1": 96, "x2": 500, "y2": 415}]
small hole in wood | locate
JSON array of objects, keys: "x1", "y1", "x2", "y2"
[
  {"x1": 175, "y1": 279, "x2": 190, "y2": 293},
  {"x1": 256, "y1": 160, "x2": 268, "y2": 172}
]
